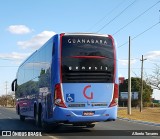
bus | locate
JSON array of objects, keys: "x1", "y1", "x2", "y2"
[{"x1": 12, "y1": 33, "x2": 119, "y2": 128}]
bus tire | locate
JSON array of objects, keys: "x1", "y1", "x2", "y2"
[
  {"x1": 34, "y1": 105, "x2": 39, "y2": 127},
  {"x1": 35, "y1": 108, "x2": 41, "y2": 127},
  {"x1": 39, "y1": 105, "x2": 47, "y2": 128},
  {"x1": 35, "y1": 104, "x2": 46, "y2": 128},
  {"x1": 18, "y1": 105, "x2": 25, "y2": 121},
  {"x1": 86, "y1": 123, "x2": 95, "y2": 128},
  {"x1": 20, "y1": 115, "x2": 25, "y2": 121}
]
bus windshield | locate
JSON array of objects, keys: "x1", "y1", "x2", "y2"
[{"x1": 61, "y1": 35, "x2": 114, "y2": 83}]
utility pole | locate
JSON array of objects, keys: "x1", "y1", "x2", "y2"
[
  {"x1": 5, "y1": 81, "x2": 8, "y2": 107},
  {"x1": 128, "y1": 36, "x2": 131, "y2": 115},
  {"x1": 140, "y1": 55, "x2": 147, "y2": 112}
]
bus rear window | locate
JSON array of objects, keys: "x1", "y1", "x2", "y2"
[
  {"x1": 62, "y1": 35, "x2": 113, "y2": 58},
  {"x1": 61, "y1": 35, "x2": 114, "y2": 83}
]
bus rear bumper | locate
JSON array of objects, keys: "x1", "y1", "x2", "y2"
[{"x1": 48, "y1": 106, "x2": 118, "y2": 123}]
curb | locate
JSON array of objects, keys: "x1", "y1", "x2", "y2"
[{"x1": 118, "y1": 117, "x2": 160, "y2": 127}]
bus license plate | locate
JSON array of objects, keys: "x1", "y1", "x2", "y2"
[{"x1": 83, "y1": 111, "x2": 95, "y2": 116}]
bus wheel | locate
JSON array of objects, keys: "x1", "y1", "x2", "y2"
[
  {"x1": 34, "y1": 105, "x2": 40, "y2": 127},
  {"x1": 20, "y1": 115, "x2": 25, "y2": 121},
  {"x1": 35, "y1": 105, "x2": 46, "y2": 128},
  {"x1": 86, "y1": 123, "x2": 95, "y2": 128},
  {"x1": 18, "y1": 106, "x2": 25, "y2": 121},
  {"x1": 40, "y1": 109, "x2": 47, "y2": 129},
  {"x1": 35, "y1": 108, "x2": 42, "y2": 127}
]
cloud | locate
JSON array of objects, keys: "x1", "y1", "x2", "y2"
[
  {"x1": 144, "y1": 51, "x2": 160, "y2": 60},
  {"x1": 7, "y1": 25, "x2": 32, "y2": 34},
  {"x1": 118, "y1": 59, "x2": 137, "y2": 66},
  {"x1": 17, "y1": 31, "x2": 56, "y2": 50},
  {"x1": 0, "y1": 52, "x2": 31, "y2": 61}
]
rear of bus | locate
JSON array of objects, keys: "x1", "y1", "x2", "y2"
[{"x1": 53, "y1": 33, "x2": 118, "y2": 125}]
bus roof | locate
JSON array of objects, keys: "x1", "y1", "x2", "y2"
[{"x1": 62, "y1": 32, "x2": 110, "y2": 37}]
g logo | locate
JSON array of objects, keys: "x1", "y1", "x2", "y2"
[{"x1": 83, "y1": 85, "x2": 93, "y2": 100}]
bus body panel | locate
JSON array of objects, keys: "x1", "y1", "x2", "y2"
[
  {"x1": 49, "y1": 106, "x2": 117, "y2": 123},
  {"x1": 49, "y1": 83, "x2": 117, "y2": 123},
  {"x1": 62, "y1": 83, "x2": 113, "y2": 108}
]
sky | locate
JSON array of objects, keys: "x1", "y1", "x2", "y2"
[{"x1": 0, "y1": 0, "x2": 160, "y2": 99}]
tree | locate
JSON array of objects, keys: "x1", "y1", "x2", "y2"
[
  {"x1": 119, "y1": 77, "x2": 153, "y2": 106},
  {"x1": 0, "y1": 95, "x2": 6, "y2": 106},
  {"x1": 146, "y1": 64, "x2": 160, "y2": 90},
  {"x1": 0, "y1": 95, "x2": 15, "y2": 107}
]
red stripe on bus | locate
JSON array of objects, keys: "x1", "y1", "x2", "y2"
[{"x1": 69, "y1": 56, "x2": 107, "y2": 59}]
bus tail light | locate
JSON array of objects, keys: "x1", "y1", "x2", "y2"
[
  {"x1": 109, "y1": 84, "x2": 119, "y2": 107},
  {"x1": 54, "y1": 83, "x2": 67, "y2": 108}
]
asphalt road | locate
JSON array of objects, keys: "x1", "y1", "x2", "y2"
[{"x1": 0, "y1": 106, "x2": 160, "y2": 139}]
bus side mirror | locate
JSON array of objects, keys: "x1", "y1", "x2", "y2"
[{"x1": 11, "y1": 79, "x2": 17, "y2": 91}]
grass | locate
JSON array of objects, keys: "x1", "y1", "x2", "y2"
[{"x1": 118, "y1": 107, "x2": 160, "y2": 124}]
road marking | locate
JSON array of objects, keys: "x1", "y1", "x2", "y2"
[
  {"x1": 44, "y1": 134, "x2": 59, "y2": 139},
  {"x1": 7, "y1": 117, "x2": 12, "y2": 119}
]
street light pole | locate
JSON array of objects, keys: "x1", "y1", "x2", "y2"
[
  {"x1": 128, "y1": 36, "x2": 131, "y2": 115},
  {"x1": 140, "y1": 55, "x2": 147, "y2": 112},
  {"x1": 5, "y1": 81, "x2": 8, "y2": 107}
]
